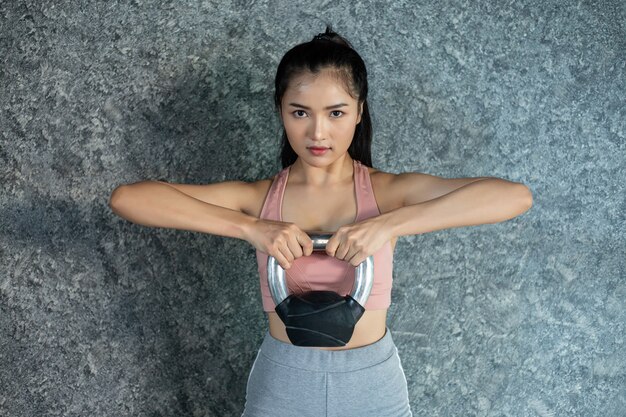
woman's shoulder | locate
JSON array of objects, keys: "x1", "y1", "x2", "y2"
[
  {"x1": 241, "y1": 175, "x2": 278, "y2": 218},
  {"x1": 368, "y1": 165, "x2": 399, "y2": 187},
  {"x1": 366, "y1": 166, "x2": 405, "y2": 213}
]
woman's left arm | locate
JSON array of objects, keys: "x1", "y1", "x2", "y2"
[
  {"x1": 383, "y1": 175, "x2": 533, "y2": 238},
  {"x1": 326, "y1": 174, "x2": 532, "y2": 265}
]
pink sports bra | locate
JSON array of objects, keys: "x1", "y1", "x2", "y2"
[{"x1": 255, "y1": 159, "x2": 394, "y2": 312}]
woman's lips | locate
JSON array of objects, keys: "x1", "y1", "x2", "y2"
[{"x1": 308, "y1": 147, "x2": 329, "y2": 155}]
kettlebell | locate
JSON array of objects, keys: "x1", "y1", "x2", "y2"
[{"x1": 267, "y1": 233, "x2": 374, "y2": 347}]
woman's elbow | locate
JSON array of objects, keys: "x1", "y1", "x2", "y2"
[
  {"x1": 109, "y1": 185, "x2": 128, "y2": 209},
  {"x1": 518, "y1": 183, "x2": 533, "y2": 211}
]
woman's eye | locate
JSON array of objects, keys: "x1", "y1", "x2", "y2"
[{"x1": 292, "y1": 110, "x2": 343, "y2": 118}]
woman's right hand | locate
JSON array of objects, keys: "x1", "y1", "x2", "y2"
[{"x1": 243, "y1": 219, "x2": 313, "y2": 270}]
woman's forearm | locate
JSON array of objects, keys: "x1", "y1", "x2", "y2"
[
  {"x1": 383, "y1": 179, "x2": 533, "y2": 237},
  {"x1": 108, "y1": 181, "x2": 256, "y2": 240}
]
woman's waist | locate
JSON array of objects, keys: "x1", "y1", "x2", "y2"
[{"x1": 266, "y1": 309, "x2": 388, "y2": 351}]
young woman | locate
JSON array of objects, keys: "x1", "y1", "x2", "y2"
[{"x1": 109, "y1": 26, "x2": 532, "y2": 417}]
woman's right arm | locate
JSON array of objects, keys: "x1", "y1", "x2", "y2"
[
  {"x1": 108, "y1": 180, "x2": 256, "y2": 241},
  {"x1": 109, "y1": 180, "x2": 313, "y2": 269}
]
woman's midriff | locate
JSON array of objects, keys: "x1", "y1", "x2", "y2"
[{"x1": 266, "y1": 309, "x2": 388, "y2": 351}]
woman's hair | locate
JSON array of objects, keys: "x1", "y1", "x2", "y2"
[{"x1": 274, "y1": 25, "x2": 373, "y2": 168}]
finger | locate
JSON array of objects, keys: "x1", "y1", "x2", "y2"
[
  {"x1": 334, "y1": 239, "x2": 351, "y2": 260},
  {"x1": 346, "y1": 252, "x2": 363, "y2": 267},
  {"x1": 299, "y1": 231, "x2": 314, "y2": 256},
  {"x1": 287, "y1": 236, "x2": 303, "y2": 260},
  {"x1": 274, "y1": 251, "x2": 291, "y2": 270},
  {"x1": 325, "y1": 235, "x2": 338, "y2": 257},
  {"x1": 277, "y1": 243, "x2": 294, "y2": 269}
]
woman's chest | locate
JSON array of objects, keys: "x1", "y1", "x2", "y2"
[
  {"x1": 251, "y1": 170, "x2": 401, "y2": 252},
  {"x1": 282, "y1": 186, "x2": 357, "y2": 233}
]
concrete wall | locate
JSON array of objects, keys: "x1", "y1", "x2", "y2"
[{"x1": 1, "y1": 1, "x2": 624, "y2": 415}]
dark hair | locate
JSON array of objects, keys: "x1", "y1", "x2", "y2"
[{"x1": 274, "y1": 25, "x2": 373, "y2": 168}]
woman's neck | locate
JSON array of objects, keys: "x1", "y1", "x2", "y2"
[{"x1": 290, "y1": 156, "x2": 354, "y2": 188}]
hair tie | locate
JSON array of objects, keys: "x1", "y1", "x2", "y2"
[{"x1": 313, "y1": 33, "x2": 332, "y2": 41}]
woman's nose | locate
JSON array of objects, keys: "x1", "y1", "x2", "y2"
[{"x1": 310, "y1": 116, "x2": 327, "y2": 140}]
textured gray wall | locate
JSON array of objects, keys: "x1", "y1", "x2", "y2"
[{"x1": 1, "y1": 1, "x2": 624, "y2": 416}]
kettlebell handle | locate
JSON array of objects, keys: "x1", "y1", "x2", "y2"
[
  {"x1": 307, "y1": 232, "x2": 333, "y2": 251},
  {"x1": 267, "y1": 232, "x2": 374, "y2": 308}
]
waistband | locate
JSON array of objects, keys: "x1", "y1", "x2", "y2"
[{"x1": 258, "y1": 327, "x2": 397, "y2": 373}]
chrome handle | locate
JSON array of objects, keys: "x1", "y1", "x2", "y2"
[{"x1": 267, "y1": 232, "x2": 374, "y2": 308}]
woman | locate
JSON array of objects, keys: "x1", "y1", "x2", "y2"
[{"x1": 109, "y1": 26, "x2": 533, "y2": 417}]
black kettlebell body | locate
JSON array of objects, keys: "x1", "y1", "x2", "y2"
[
  {"x1": 267, "y1": 233, "x2": 374, "y2": 347},
  {"x1": 275, "y1": 291, "x2": 365, "y2": 347}
]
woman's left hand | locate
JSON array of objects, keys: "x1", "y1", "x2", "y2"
[{"x1": 325, "y1": 215, "x2": 394, "y2": 266}]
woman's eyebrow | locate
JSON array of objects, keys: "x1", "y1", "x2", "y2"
[{"x1": 288, "y1": 102, "x2": 349, "y2": 110}]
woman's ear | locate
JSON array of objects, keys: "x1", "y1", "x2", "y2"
[{"x1": 356, "y1": 102, "x2": 363, "y2": 124}]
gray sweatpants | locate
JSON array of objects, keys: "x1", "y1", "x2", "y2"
[{"x1": 241, "y1": 327, "x2": 413, "y2": 417}]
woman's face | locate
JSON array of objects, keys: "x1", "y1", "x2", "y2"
[{"x1": 280, "y1": 70, "x2": 362, "y2": 164}]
